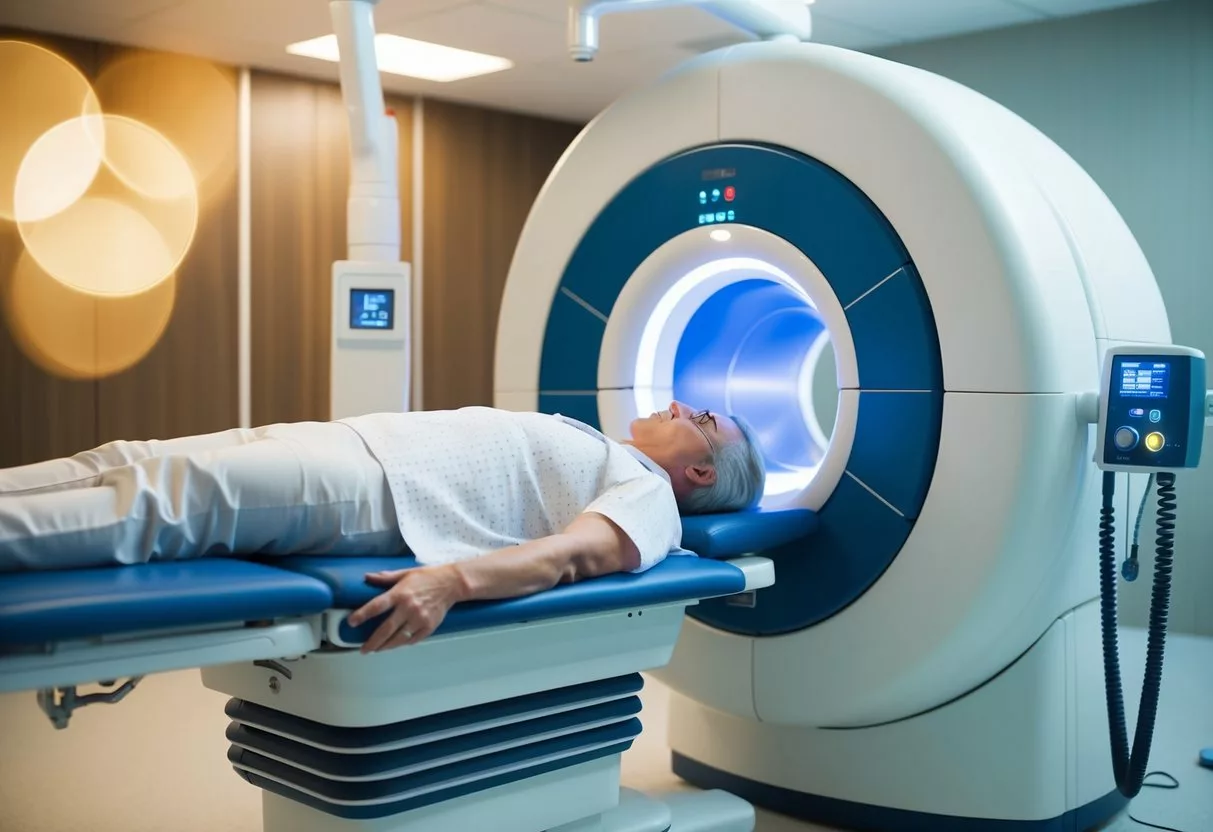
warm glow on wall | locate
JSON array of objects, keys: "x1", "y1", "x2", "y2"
[
  {"x1": 93, "y1": 51, "x2": 238, "y2": 200},
  {"x1": 0, "y1": 40, "x2": 212, "y2": 379},
  {"x1": 3, "y1": 250, "x2": 177, "y2": 380},
  {"x1": 0, "y1": 41, "x2": 102, "y2": 222}
]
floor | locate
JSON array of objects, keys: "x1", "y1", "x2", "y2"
[{"x1": 0, "y1": 628, "x2": 1209, "y2": 832}]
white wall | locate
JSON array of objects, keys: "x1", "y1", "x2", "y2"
[{"x1": 877, "y1": 0, "x2": 1213, "y2": 636}]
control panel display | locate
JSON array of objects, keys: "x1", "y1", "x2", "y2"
[
  {"x1": 1102, "y1": 354, "x2": 1193, "y2": 470},
  {"x1": 1118, "y1": 361, "x2": 1170, "y2": 399},
  {"x1": 350, "y1": 289, "x2": 395, "y2": 330},
  {"x1": 697, "y1": 183, "x2": 737, "y2": 226}
]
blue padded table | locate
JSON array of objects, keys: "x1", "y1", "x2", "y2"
[
  {"x1": 0, "y1": 560, "x2": 333, "y2": 647},
  {"x1": 281, "y1": 554, "x2": 751, "y2": 645},
  {"x1": 0, "y1": 508, "x2": 808, "y2": 650}
]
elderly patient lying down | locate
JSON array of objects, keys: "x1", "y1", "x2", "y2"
[{"x1": 0, "y1": 402, "x2": 764, "y2": 651}]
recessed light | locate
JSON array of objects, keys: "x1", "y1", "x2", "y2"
[
  {"x1": 287, "y1": 34, "x2": 513, "y2": 83},
  {"x1": 710, "y1": 229, "x2": 732, "y2": 242}
]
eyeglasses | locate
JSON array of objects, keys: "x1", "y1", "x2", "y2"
[{"x1": 690, "y1": 410, "x2": 717, "y2": 456}]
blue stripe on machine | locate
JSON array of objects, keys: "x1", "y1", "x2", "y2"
[
  {"x1": 540, "y1": 144, "x2": 915, "y2": 394},
  {"x1": 687, "y1": 475, "x2": 912, "y2": 635},
  {"x1": 538, "y1": 393, "x2": 602, "y2": 430},
  {"x1": 228, "y1": 722, "x2": 641, "y2": 818},
  {"x1": 844, "y1": 392, "x2": 943, "y2": 520},
  {"x1": 845, "y1": 265, "x2": 943, "y2": 392},
  {"x1": 538, "y1": 289, "x2": 607, "y2": 393},
  {"x1": 226, "y1": 697, "x2": 642, "y2": 779},
  {"x1": 0, "y1": 560, "x2": 334, "y2": 646},
  {"x1": 224, "y1": 674, "x2": 644, "y2": 752}
]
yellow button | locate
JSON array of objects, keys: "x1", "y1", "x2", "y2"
[{"x1": 1144, "y1": 432, "x2": 1165, "y2": 452}]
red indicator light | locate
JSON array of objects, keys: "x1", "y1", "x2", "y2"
[{"x1": 724, "y1": 186, "x2": 736, "y2": 202}]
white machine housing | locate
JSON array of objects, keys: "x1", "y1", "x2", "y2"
[
  {"x1": 329, "y1": 260, "x2": 411, "y2": 420},
  {"x1": 494, "y1": 39, "x2": 1178, "y2": 827}
]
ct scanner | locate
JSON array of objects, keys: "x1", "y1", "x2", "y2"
[
  {"x1": 494, "y1": 1, "x2": 1212, "y2": 828},
  {"x1": 1, "y1": 2, "x2": 1210, "y2": 832}
]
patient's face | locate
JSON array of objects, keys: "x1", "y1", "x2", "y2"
[{"x1": 629, "y1": 401, "x2": 740, "y2": 478}]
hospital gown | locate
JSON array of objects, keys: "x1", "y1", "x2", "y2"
[{"x1": 341, "y1": 407, "x2": 683, "y2": 572}]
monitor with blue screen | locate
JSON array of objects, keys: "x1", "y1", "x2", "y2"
[{"x1": 350, "y1": 289, "x2": 395, "y2": 330}]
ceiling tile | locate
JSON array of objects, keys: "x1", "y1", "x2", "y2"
[
  {"x1": 16, "y1": 0, "x2": 184, "y2": 22},
  {"x1": 1, "y1": 2, "x2": 143, "y2": 41},
  {"x1": 384, "y1": 2, "x2": 566, "y2": 64},
  {"x1": 130, "y1": 0, "x2": 331, "y2": 47},
  {"x1": 592, "y1": 6, "x2": 750, "y2": 55},
  {"x1": 1006, "y1": 0, "x2": 1162, "y2": 16},
  {"x1": 485, "y1": 0, "x2": 566, "y2": 24},
  {"x1": 1, "y1": 0, "x2": 1178, "y2": 125},
  {"x1": 374, "y1": 0, "x2": 478, "y2": 26},
  {"x1": 432, "y1": 44, "x2": 690, "y2": 121},
  {"x1": 812, "y1": 0, "x2": 1042, "y2": 41},
  {"x1": 810, "y1": 11, "x2": 905, "y2": 50}
]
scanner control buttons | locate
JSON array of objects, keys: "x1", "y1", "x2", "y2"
[
  {"x1": 1144, "y1": 432, "x2": 1166, "y2": 453},
  {"x1": 1114, "y1": 427, "x2": 1139, "y2": 451}
]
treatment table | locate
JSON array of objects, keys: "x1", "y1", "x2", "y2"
[{"x1": 0, "y1": 508, "x2": 809, "y2": 832}]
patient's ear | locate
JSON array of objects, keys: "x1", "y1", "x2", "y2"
[{"x1": 686, "y1": 464, "x2": 717, "y2": 487}]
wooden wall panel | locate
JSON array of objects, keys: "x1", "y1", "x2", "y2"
[
  {"x1": 93, "y1": 45, "x2": 240, "y2": 443},
  {"x1": 0, "y1": 225, "x2": 101, "y2": 468},
  {"x1": 249, "y1": 71, "x2": 413, "y2": 426},
  {"x1": 421, "y1": 100, "x2": 581, "y2": 411},
  {"x1": 0, "y1": 31, "x2": 239, "y2": 465}
]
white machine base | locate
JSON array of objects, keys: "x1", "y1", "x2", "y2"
[
  {"x1": 199, "y1": 597, "x2": 760, "y2": 832},
  {"x1": 666, "y1": 599, "x2": 1129, "y2": 830},
  {"x1": 259, "y1": 761, "x2": 754, "y2": 832}
]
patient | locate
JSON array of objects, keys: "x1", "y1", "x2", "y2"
[{"x1": 0, "y1": 402, "x2": 764, "y2": 651}]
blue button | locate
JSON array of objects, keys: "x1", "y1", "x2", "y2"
[
  {"x1": 1129, "y1": 408, "x2": 1144, "y2": 417},
  {"x1": 1149, "y1": 409, "x2": 1162, "y2": 423}
]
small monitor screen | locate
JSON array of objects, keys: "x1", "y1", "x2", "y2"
[
  {"x1": 350, "y1": 289, "x2": 395, "y2": 330},
  {"x1": 1117, "y1": 360, "x2": 1170, "y2": 399}
]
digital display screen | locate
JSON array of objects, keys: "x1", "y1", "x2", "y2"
[
  {"x1": 350, "y1": 289, "x2": 394, "y2": 330},
  {"x1": 697, "y1": 184, "x2": 737, "y2": 225},
  {"x1": 698, "y1": 209, "x2": 736, "y2": 225},
  {"x1": 1117, "y1": 360, "x2": 1170, "y2": 399}
]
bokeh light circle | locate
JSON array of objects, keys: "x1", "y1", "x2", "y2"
[
  {"x1": 0, "y1": 40, "x2": 103, "y2": 222},
  {"x1": 3, "y1": 249, "x2": 177, "y2": 380},
  {"x1": 16, "y1": 116, "x2": 199, "y2": 296},
  {"x1": 98, "y1": 114, "x2": 200, "y2": 202},
  {"x1": 94, "y1": 51, "x2": 238, "y2": 196},
  {"x1": 12, "y1": 115, "x2": 106, "y2": 223}
]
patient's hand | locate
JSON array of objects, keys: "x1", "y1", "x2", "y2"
[{"x1": 348, "y1": 565, "x2": 465, "y2": 653}]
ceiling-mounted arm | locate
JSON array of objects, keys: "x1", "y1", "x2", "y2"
[
  {"x1": 331, "y1": 0, "x2": 386, "y2": 160},
  {"x1": 330, "y1": 0, "x2": 399, "y2": 262},
  {"x1": 568, "y1": 0, "x2": 813, "y2": 62}
]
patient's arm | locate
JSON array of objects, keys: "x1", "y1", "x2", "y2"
[
  {"x1": 453, "y1": 511, "x2": 642, "y2": 601},
  {"x1": 348, "y1": 512, "x2": 641, "y2": 653}
]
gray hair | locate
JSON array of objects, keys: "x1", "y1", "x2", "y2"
[{"x1": 681, "y1": 413, "x2": 766, "y2": 515}]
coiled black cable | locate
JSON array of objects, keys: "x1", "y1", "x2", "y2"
[{"x1": 1098, "y1": 471, "x2": 1177, "y2": 798}]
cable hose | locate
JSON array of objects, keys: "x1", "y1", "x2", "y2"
[{"x1": 1098, "y1": 470, "x2": 1177, "y2": 798}]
